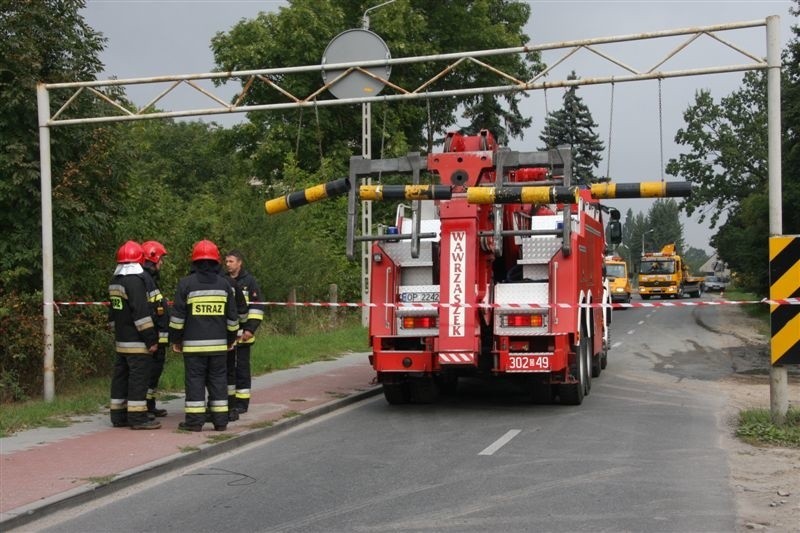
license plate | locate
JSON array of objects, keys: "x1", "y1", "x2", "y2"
[
  {"x1": 507, "y1": 354, "x2": 550, "y2": 372},
  {"x1": 398, "y1": 292, "x2": 440, "y2": 302}
]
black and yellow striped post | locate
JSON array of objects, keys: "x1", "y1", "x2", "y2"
[
  {"x1": 264, "y1": 178, "x2": 351, "y2": 215},
  {"x1": 769, "y1": 235, "x2": 800, "y2": 365}
]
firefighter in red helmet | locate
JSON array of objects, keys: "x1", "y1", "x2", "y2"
[
  {"x1": 169, "y1": 239, "x2": 239, "y2": 431},
  {"x1": 141, "y1": 240, "x2": 170, "y2": 418},
  {"x1": 108, "y1": 240, "x2": 161, "y2": 430}
]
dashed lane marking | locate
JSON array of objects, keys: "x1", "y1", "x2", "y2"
[{"x1": 479, "y1": 429, "x2": 522, "y2": 456}]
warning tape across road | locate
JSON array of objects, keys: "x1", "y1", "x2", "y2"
[{"x1": 47, "y1": 297, "x2": 800, "y2": 312}]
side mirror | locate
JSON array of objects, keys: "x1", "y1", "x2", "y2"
[{"x1": 606, "y1": 220, "x2": 622, "y2": 245}]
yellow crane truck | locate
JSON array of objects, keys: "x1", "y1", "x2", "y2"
[{"x1": 638, "y1": 244, "x2": 704, "y2": 299}]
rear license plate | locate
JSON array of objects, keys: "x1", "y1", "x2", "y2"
[{"x1": 507, "y1": 354, "x2": 550, "y2": 372}]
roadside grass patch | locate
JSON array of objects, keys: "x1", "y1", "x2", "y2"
[
  {"x1": 282, "y1": 410, "x2": 301, "y2": 419},
  {"x1": 722, "y1": 289, "x2": 770, "y2": 332},
  {"x1": 205, "y1": 434, "x2": 234, "y2": 444},
  {"x1": 83, "y1": 475, "x2": 115, "y2": 486},
  {"x1": 736, "y1": 408, "x2": 800, "y2": 448},
  {"x1": 247, "y1": 420, "x2": 275, "y2": 430},
  {"x1": 179, "y1": 446, "x2": 200, "y2": 453}
]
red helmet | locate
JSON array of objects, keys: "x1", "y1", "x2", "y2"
[
  {"x1": 116, "y1": 240, "x2": 144, "y2": 265},
  {"x1": 191, "y1": 239, "x2": 220, "y2": 263},
  {"x1": 142, "y1": 240, "x2": 168, "y2": 263}
]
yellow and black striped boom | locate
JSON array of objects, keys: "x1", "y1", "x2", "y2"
[{"x1": 264, "y1": 178, "x2": 350, "y2": 215}]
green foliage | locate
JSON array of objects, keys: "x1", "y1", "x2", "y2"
[
  {"x1": 210, "y1": 0, "x2": 541, "y2": 181},
  {"x1": 0, "y1": 0, "x2": 125, "y2": 297},
  {"x1": 667, "y1": 3, "x2": 800, "y2": 293},
  {"x1": 683, "y1": 246, "x2": 710, "y2": 275},
  {"x1": 648, "y1": 199, "x2": 685, "y2": 254},
  {"x1": 539, "y1": 72, "x2": 605, "y2": 184},
  {"x1": 736, "y1": 408, "x2": 800, "y2": 448}
]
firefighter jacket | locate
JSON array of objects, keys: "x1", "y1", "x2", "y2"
[
  {"x1": 108, "y1": 264, "x2": 159, "y2": 355},
  {"x1": 143, "y1": 265, "x2": 170, "y2": 346},
  {"x1": 229, "y1": 268, "x2": 265, "y2": 344},
  {"x1": 169, "y1": 261, "x2": 239, "y2": 355}
]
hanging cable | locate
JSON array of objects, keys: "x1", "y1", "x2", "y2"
[
  {"x1": 378, "y1": 102, "x2": 387, "y2": 182},
  {"x1": 605, "y1": 81, "x2": 615, "y2": 181},
  {"x1": 426, "y1": 94, "x2": 433, "y2": 154},
  {"x1": 314, "y1": 98, "x2": 323, "y2": 161},
  {"x1": 295, "y1": 107, "x2": 304, "y2": 159},
  {"x1": 658, "y1": 78, "x2": 665, "y2": 183}
]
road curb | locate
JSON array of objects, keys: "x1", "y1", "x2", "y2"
[{"x1": 2, "y1": 386, "x2": 382, "y2": 531}]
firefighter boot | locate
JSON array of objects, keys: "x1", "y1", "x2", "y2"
[
  {"x1": 178, "y1": 421, "x2": 202, "y2": 432},
  {"x1": 227, "y1": 398, "x2": 239, "y2": 421},
  {"x1": 147, "y1": 398, "x2": 167, "y2": 418},
  {"x1": 130, "y1": 419, "x2": 161, "y2": 430}
]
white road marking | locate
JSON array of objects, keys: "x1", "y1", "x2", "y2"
[
  {"x1": 479, "y1": 429, "x2": 521, "y2": 456},
  {"x1": 638, "y1": 320, "x2": 645, "y2": 325},
  {"x1": 612, "y1": 341, "x2": 622, "y2": 348},
  {"x1": 627, "y1": 329, "x2": 636, "y2": 335}
]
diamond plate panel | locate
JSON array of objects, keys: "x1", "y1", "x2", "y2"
[
  {"x1": 381, "y1": 241, "x2": 434, "y2": 267},
  {"x1": 519, "y1": 236, "x2": 561, "y2": 265}
]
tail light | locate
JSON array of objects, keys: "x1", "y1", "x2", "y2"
[
  {"x1": 502, "y1": 313, "x2": 545, "y2": 328},
  {"x1": 402, "y1": 316, "x2": 438, "y2": 329}
]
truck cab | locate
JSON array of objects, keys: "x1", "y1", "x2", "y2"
[{"x1": 604, "y1": 256, "x2": 631, "y2": 304}]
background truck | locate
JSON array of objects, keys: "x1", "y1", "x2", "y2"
[
  {"x1": 604, "y1": 255, "x2": 631, "y2": 304},
  {"x1": 638, "y1": 243, "x2": 704, "y2": 299},
  {"x1": 265, "y1": 131, "x2": 692, "y2": 406}
]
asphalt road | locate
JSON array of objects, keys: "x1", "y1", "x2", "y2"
[{"x1": 34, "y1": 296, "x2": 740, "y2": 533}]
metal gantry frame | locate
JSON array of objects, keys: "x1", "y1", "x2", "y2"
[{"x1": 37, "y1": 18, "x2": 786, "y2": 418}]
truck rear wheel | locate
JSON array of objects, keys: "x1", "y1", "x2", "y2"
[
  {"x1": 409, "y1": 378, "x2": 439, "y2": 404},
  {"x1": 382, "y1": 382, "x2": 410, "y2": 405},
  {"x1": 560, "y1": 335, "x2": 588, "y2": 405}
]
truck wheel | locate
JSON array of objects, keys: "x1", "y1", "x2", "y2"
[
  {"x1": 583, "y1": 335, "x2": 592, "y2": 395},
  {"x1": 560, "y1": 336, "x2": 587, "y2": 405},
  {"x1": 600, "y1": 350, "x2": 608, "y2": 370},
  {"x1": 641, "y1": 294, "x2": 650, "y2": 300},
  {"x1": 382, "y1": 382, "x2": 409, "y2": 405},
  {"x1": 409, "y1": 378, "x2": 439, "y2": 404},
  {"x1": 591, "y1": 352, "x2": 602, "y2": 378}
]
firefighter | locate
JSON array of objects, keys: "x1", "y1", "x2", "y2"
[
  {"x1": 224, "y1": 249, "x2": 265, "y2": 415},
  {"x1": 108, "y1": 240, "x2": 161, "y2": 430},
  {"x1": 170, "y1": 239, "x2": 239, "y2": 432},
  {"x1": 141, "y1": 240, "x2": 170, "y2": 418}
]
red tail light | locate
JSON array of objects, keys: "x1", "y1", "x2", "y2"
[
  {"x1": 504, "y1": 314, "x2": 544, "y2": 327},
  {"x1": 402, "y1": 316, "x2": 438, "y2": 329}
]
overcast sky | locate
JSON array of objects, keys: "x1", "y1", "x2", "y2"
[{"x1": 80, "y1": 0, "x2": 796, "y2": 253}]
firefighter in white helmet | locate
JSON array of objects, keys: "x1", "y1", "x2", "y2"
[{"x1": 108, "y1": 241, "x2": 161, "y2": 430}]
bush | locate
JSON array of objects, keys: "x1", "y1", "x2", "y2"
[{"x1": 0, "y1": 291, "x2": 113, "y2": 403}]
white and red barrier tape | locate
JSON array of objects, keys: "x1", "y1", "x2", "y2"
[{"x1": 46, "y1": 297, "x2": 800, "y2": 314}]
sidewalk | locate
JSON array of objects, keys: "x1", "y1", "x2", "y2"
[{"x1": 0, "y1": 352, "x2": 380, "y2": 531}]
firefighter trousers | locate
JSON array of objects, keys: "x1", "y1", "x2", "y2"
[
  {"x1": 184, "y1": 354, "x2": 228, "y2": 428},
  {"x1": 227, "y1": 343, "x2": 252, "y2": 412},
  {"x1": 147, "y1": 345, "x2": 166, "y2": 401},
  {"x1": 110, "y1": 353, "x2": 152, "y2": 426}
]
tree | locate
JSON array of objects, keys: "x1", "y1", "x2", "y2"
[
  {"x1": 0, "y1": 0, "x2": 122, "y2": 297},
  {"x1": 648, "y1": 199, "x2": 685, "y2": 254},
  {"x1": 209, "y1": 0, "x2": 542, "y2": 184},
  {"x1": 666, "y1": 0, "x2": 800, "y2": 294},
  {"x1": 538, "y1": 71, "x2": 605, "y2": 184}
]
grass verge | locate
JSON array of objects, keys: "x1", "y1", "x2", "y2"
[
  {"x1": 0, "y1": 321, "x2": 367, "y2": 437},
  {"x1": 736, "y1": 407, "x2": 800, "y2": 448}
]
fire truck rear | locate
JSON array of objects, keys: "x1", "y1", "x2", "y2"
[{"x1": 361, "y1": 131, "x2": 620, "y2": 405}]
